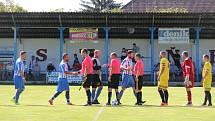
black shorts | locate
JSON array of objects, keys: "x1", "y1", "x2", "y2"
[
  {"x1": 83, "y1": 74, "x2": 94, "y2": 88},
  {"x1": 108, "y1": 74, "x2": 120, "y2": 89},
  {"x1": 135, "y1": 76, "x2": 144, "y2": 90},
  {"x1": 92, "y1": 74, "x2": 102, "y2": 88}
]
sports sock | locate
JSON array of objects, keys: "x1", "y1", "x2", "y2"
[
  {"x1": 187, "y1": 91, "x2": 192, "y2": 103},
  {"x1": 94, "y1": 86, "x2": 103, "y2": 101},
  {"x1": 116, "y1": 91, "x2": 120, "y2": 102},
  {"x1": 133, "y1": 89, "x2": 137, "y2": 98},
  {"x1": 65, "y1": 91, "x2": 70, "y2": 103},
  {"x1": 119, "y1": 90, "x2": 124, "y2": 100},
  {"x1": 140, "y1": 91, "x2": 143, "y2": 102},
  {"x1": 164, "y1": 90, "x2": 169, "y2": 104},
  {"x1": 203, "y1": 91, "x2": 208, "y2": 104},
  {"x1": 108, "y1": 92, "x2": 112, "y2": 104},
  {"x1": 92, "y1": 89, "x2": 96, "y2": 101},
  {"x1": 207, "y1": 91, "x2": 212, "y2": 105},
  {"x1": 51, "y1": 91, "x2": 62, "y2": 100},
  {"x1": 15, "y1": 89, "x2": 23, "y2": 103},
  {"x1": 137, "y1": 92, "x2": 141, "y2": 103},
  {"x1": 86, "y1": 90, "x2": 91, "y2": 103},
  {"x1": 158, "y1": 89, "x2": 165, "y2": 103}
]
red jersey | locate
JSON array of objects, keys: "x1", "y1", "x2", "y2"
[
  {"x1": 81, "y1": 55, "x2": 93, "y2": 75},
  {"x1": 182, "y1": 57, "x2": 195, "y2": 83},
  {"x1": 133, "y1": 59, "x2": 144, "y2": 76},
  {"x1": 110, "y1": 58, "x2": 121, "y2": 74}
]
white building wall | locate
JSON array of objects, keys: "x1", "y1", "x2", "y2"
[{"x1": 0, "y1": 38, "x2": 215, "y2": 72}]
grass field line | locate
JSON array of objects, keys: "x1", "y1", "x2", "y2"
[{"x1": 92, "y1": 107, "x2": 104, "y2": 121}]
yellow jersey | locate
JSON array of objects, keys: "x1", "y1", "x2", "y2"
[
  {"x1": 158, "y1": 58, "x2": 170, "y2": 89},
  {"x1": 202, "y1": 61, "x2": 212, "y2": 90}
]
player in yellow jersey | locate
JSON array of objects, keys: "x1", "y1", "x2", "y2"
[
  {"x1": 157, "y1": 51, "x2": 170, "y2": 106},
  {"x1": 201, "y1": 54, "x2": 212, "y2": 106}
]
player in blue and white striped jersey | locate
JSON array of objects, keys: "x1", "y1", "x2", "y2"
[
  {"x1": 118, "y1": 50, "x2": 137, "y2": 104},
  {"x1": 11, "y1": 51, "x2": 27, "y2": 105},
  {"x1": 48, "y1": 53, "x2": 78, "y2": 105}
]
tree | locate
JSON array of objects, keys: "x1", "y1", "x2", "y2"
[
  {"x1": 0, "y1": 0, "x2": 27, "y2": 12},
  {"x1": 80, "y1": 0, "x2": 122, "y2": 12}
]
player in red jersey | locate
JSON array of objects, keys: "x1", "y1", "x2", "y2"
[{"x1": 181, "y1": 51, "x2": 195, "y2": 106}]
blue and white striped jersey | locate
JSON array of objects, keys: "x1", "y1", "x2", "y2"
[
  {"x1": 14, "y1": 58, "x2": 24, "y2": 77},
  {"x1": 58, "y1": 61, "x2": 69, "y2": 79},
  {"x1": 121, "y1": 57, "x2": 133, "y2": 75}
]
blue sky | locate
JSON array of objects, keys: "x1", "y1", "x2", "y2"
[{"x1": 0, "y1": 0, "x2": 131, "y2": 12}]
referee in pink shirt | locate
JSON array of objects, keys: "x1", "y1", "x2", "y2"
[
  {"x1": 81, "y1": 48, "x2": 94, "y2": 106},
  {"x1": 133, "y1": 53, "x2": 146, "y2": 105},
  {"x1": 106, "y1": 52, "x2": 121, "y2": 105}
]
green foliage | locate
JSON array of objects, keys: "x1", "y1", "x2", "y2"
[
  {"x1": 0, "y1": 0, "x2": 27, "y2": 12},
  {"x1": 80, "y1": 0, "x2": 122, "y2": 12}
]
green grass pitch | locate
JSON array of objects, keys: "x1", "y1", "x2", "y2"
[{"x1": 0, "y1": 85, "x2": 215, "y2": 121}]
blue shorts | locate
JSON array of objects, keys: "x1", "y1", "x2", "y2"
[
  {"x1": 120, "y1": 74, "x2": 135, "y2": 88},
  {"x1": 14, "y1": 76, "x2": 25, "y2": 90},
  {"x1": 57, "y1": 78, "x2": 69, "y2": 92}
]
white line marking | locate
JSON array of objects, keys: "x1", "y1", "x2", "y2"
[{"x1": 92, "y1": 107, "x2": 104, "y2": 121}]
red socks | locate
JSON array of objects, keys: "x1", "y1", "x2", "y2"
[{"x1": 187, "y1": 91, "x2": 192, "y2": 103}]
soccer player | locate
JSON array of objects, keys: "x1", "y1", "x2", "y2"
[
  {"x1": 118, "y1": 50, "x2": 136, "y2": 104},
  {"x1": 201, "y1": 54, "x2": 212, "y2": 106},
  {"x1": 81, "y1": 48, "x2": 94, "y2": 106},
  {"x1": 48, "y1": 53, "x2": 78, "y2": 105},
  {"x1": 12, "y1": 51, "x2": 27, "y2": 105},
  {"x1": 91, "y1": 50, "x2": 103, "y2": 104},
  {"x1": 181, "y1": 51, "x2": 195, "y2": 106},
  {"x1": 106, "y1": 52, "x2": 121, "y2": 105},
  {"x1": 157, "y1": 51, "x2": 169, "y2": 106},
  {"x1": 133, "y1": 53, "x2": 145, "y2": 105}
]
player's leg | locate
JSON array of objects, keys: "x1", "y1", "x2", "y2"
[
  {"x1": 134, "y1": 77, "x2": 139, "y2": 105},
  {"x1": 49, "y1": 91, "x2": 62, "y2": 105},
  {"x1": 158, "y1": 87, "x2": 165, "y2": 106},
  {"x1": 163, "y1": 89, "x2": 169, "y2": 105},
  {"x1": 84, "y1": 75, "x2": 92, "y2": 106},
  {"x1": 91, "y1": 88, "x2": 96, "y2": 103},
  {"x1": 94, "y1": 85, "x2": 103, "y2": 104},
  {"x1": 186, "y1": 87, "x2": 192, "y2": 105},
  {"x1": 107, "y1": 87, "x2": 112, "y2": 105},
  {"x1": 114, "y1": 89, "x2": 120, "y2": 104},
  {"x1": 136, "y1": 76, "x2": 145, "y2": 105},
  {"x1": 119, "y1": 87, "x2": 126, "y2": 101},
  {"x1": 93, "y1": 75, "x2": 103, "y2": 104},
  {"x1": 202, "y1": 91, "x2": 208, "y2": 106},
  {"x1": 65, "y1": 91, "x2": 72, "y2": 105},
  {"x1": 13, "y1": 76, "x2": 25, "y2": 104},
  {"x1": 14, "y1": 89, "x2": 24, "y2": 104},
  {"x1": 207, "y1": 90, "x2": 212, "y2": 106},
  {"x1": 91, "y1": 74, "x2": 97, "y2": 102}
]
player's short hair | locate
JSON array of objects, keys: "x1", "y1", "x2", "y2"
[
  {"x1": 111, "y1": 52, "x2": 117, "y2": 57},
  {"x1": 203, "y1": 54, "x2": 209, "y2": 59},
  {"x1": 160, "y1": 51, "x2": 166, "y2": 56},
  {"x1": 94, "y1": 50, "x2": 100, "y2": 54},
  {"x1": 182, "y1": 51, "x2": 189, "y2": 57},
  {"x1": 81, "y1": 48, "x2": 88, "y2": 54},
  {"x1": 135, "y1": 53, "x2": 141, "y2": 58},
  {"x1": 127, "y1": 50, "x2": 134, "y2": 55},
  {"x1": 62, "y1": 53, "x2": 68, "y2": 59},
  {"x1": 20, "y1": 51, "x2": 27, "y2": 56}
]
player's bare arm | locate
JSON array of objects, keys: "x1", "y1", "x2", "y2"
[
  {"x1": 201, "y1": 69, "x2": 209, "y2": 85},
  {"x1": 158, "y1": 63, "x2": 165, "y2": 81}
]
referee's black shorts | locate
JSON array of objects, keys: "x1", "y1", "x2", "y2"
[
  {"x1": 135, "y1": 76, "x2": 144, "y2": 90},
  {"x1": 92, "y1": 74, "x2": 102, "y2": 88},
  {"x1": 83, "y1": 74, "x2": 93, "y2": 88},
  {"x1": 108, "y1": 74, "x2": 121, "y2": 89}
]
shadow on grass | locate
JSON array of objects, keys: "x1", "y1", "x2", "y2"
[{"x1": 0, "y1": 104, "x2": 214, "y2": 109}]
